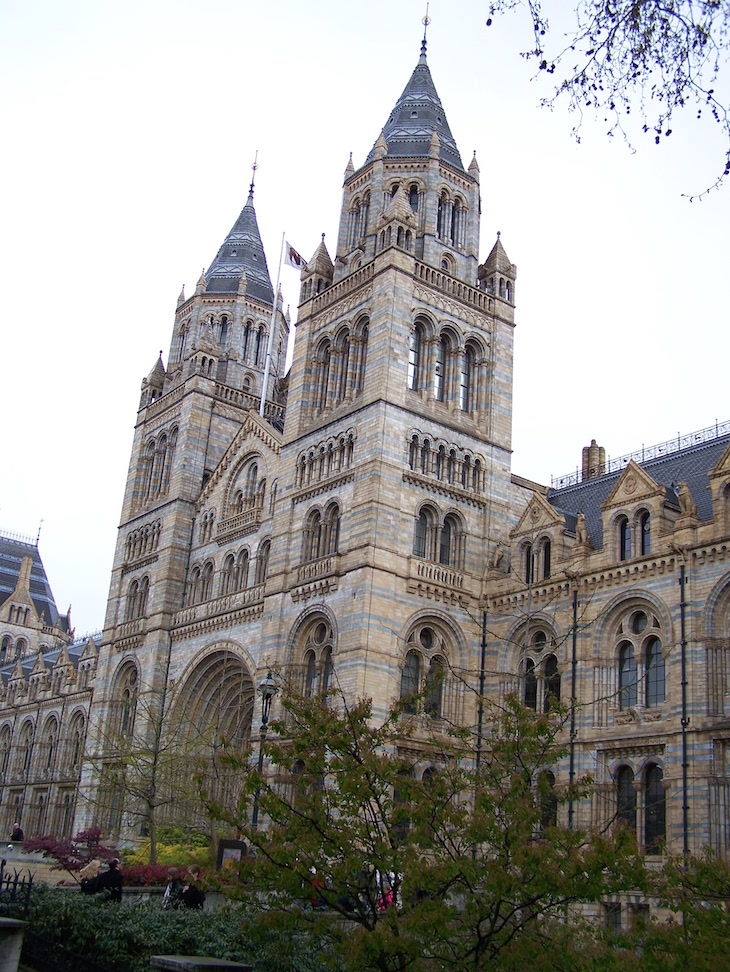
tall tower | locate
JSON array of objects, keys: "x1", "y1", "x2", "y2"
[
  {"x1": 82, "y1": 184, "x2": 289, "y2": 831},
  {"x1": 269, "y1": 34, "x2": 518, "y2": 722}
]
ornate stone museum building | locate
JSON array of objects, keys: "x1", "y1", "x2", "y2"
[{"x1": 1, "y1": 37, "x2": 729, "y2": 858}]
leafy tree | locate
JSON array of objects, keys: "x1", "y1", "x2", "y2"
[
  {"x1": 486, "y1": 0, "x2": 730, "y2": 196},
  {"x1": 22, "y1": 826, "x2": 117, "y2": 883},
  {"x1": 207, "y1": 685, "x2": 646, "y2": 971}
]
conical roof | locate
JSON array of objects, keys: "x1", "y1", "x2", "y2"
[
  {"x1": 205, "y1": 189, "x2": 274, "y2": 304},
  {"x1": 366, "y1": 40, "x2": 463, "y2": 171}
]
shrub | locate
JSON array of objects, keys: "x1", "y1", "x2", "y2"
[
  {"x1": 21, "y1": 886, "x2": 332, "y2": 972},
  {"x1": 123, "y1": 840, "x2": 210, "y2": 868}
]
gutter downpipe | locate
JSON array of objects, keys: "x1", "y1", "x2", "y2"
[
  {"x1": 679, "y1": 563, "x2": 689, "y2": 857},
  {"x1": 475, "y1": 609, "x2": 487, "y2": 777},
  {"x1": 568, "y1": 587, "x2": 578, "y2": 829}
]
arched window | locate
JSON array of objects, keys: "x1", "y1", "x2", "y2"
[
  {"x1": 255, "y1": 540, "x2": 270, "y2": 586},
  {"x1": 645, "y1": 764, "x2": 665, "y2": 853},
  {"x1": 305, "y1": 509, "x2": 323, "y2": 562},
  {"x1": 245, "y1": 463, "x2": 258, "y2": 508},
  {"x1": 524, "y1": 544, "x2": 533, "y2": 584},
  {"x1": 0, "y1": 726, "x2": 11, "y2": 777},
  {"x1": 619, "y1": 517, "x2": 631, "y2": 561},
  {"x1": 424, "y1": 655, "x2": 445, "y2": 718},
  {"x1": 434, "y1": 335, "x2": 448, "y2": 401},
  {"x1": 414, "y1": 506, "x2": 436, "y2": 560},
  {"x1": 126, "y1": 580, "x2": 139, "y2": 620},
  {"x1": 645, "y1": 636, "x2": 665, "y2": 707},
  {"x1": 400, "y1": 650, "x2": 420, "y2": 714},
  {"x1": 322, "y1": 647, "x2": 334, "y2": 691},
  {"x1": 200, "y1": 561, "x2": 214, "y2": 601},
  {"x1": 324, "y1": 503, "x2": 340, "y2": 556},
  {"x1": 242, "y1": 321, "x2": 252, "y2": 361},
  {"x1": 317, "y1": 340, "x2": 331, "y2": 410},
  {"x1": 640, "y1": 512, "x2": 651, "y2": 556},
  {"x1": 18, "y1": 721, "x2": 33, "y2": 775},
  {"x1": 187, "y1": 566, "x2": 200, "y2": 605},
  {"x1": 409, "y1": 436, "x2": 419, "y2": 470},
  {"x1": 1, "y1": 636, "x2": 12, "y2": 664},
  {"x1": 220, "y1": 554, "x2": 235, "y2": 596},
  {"x1": 117, "y1": 666, "x2": 138, "y2": 739},
  {"x1": 408, "y1": 184, "x2": 419, "y2": 212},
  {"x1": 539, "y1": 770, "x2": 558, "y2": 829},
  {"x1": 524, "y1": 659, "x2": 538, "y2": 710},
  {"x1": 235, "y1": 550, "x2": 249, "y2": 591},
  {"x1": 460, "y1": 345, "x2": 475, "y2": 411},
  {"x1": 355, "y1": 324, "x2": 368, "y2": 394},
  {"x1": 616, "y1": 766, "x2": 636, "y2": 831},
  {"x1": 408, "y1": 325, "x2": 423, "y2": 391},
  {"x1": 543, "y1": 655, "x2": 560, "y2": 711},
  {"x1": 68, "y1": 713, "x2": 85, "y2": 773},
  {"x1": 304, "y1": 650, "x2": 317, "y2": 697},
  {"x1": 439, "y1": 513, "x2": 462, "y2": 568},
  {"x1": 420, "y1": 438, "x2": 431, "y2": 475},
  {"x1": 542, "y1": 539, "x2": 551, "y2": 580},
  {"x1": 255, "y1": 326, "x2": 265, "y2": 367},
  {"x1": 136, "y1": 575, "x2": 149, "y2": 617},
  {"x1": 42, "y1": 717, "x2": 58, "y2": 774},
  {"x1": 619, "y1": 643, "x2": 637, "y2": 709}
]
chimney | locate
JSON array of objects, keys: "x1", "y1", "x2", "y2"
[{"x1": 582, "y1": 439, "x2": 606, "y2": 481}]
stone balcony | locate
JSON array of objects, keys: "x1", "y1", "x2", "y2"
[
  {"x1": 407, "y1": 557, "x2": 471, "y2": 606},
  {"x1": 173, "y1": 584, "x2": 265, "y2": 627},
  {"x1": 216, "y1": 508, "x2": 262, "y2": 544}
]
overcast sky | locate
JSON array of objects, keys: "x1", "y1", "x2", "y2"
[{"x1": 2, "y1": 0, "x2": 728, "y2": 636}]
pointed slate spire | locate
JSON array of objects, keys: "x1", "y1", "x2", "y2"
[
  {"x1": 366, "y1": 38, "x2": 464, "y2": 170},
  {"x1": 484, "y1": 232, "x2": 514, "y2": 274},
  {"x1": 345, "y1": 153, "x2": 355, "y2": 177},
  {"x1": 204, "y1": 184, "x2": 275, "y2": 304},
  {"x1": 177, "y1": 284, "x2": 186, "y2": 306}
]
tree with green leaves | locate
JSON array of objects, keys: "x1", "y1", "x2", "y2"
[
  {"x1": 207, "y1": 684, "x2": 646, "y2": 971},
  {"x1": 487, "y1": 0, "x2": 730, "y2": 197}
]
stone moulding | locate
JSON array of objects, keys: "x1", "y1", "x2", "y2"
[{"x1": 121, "y1": 553, "x2": 159, "y2": 576}]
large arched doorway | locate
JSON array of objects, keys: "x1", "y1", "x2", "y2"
[{"x1": 165, "y1": 647, "x2": 255, "y2": 832}]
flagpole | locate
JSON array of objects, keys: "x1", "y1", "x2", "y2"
[{"x1": 259, "y1": 231, "x2": 285, "y2": 420}]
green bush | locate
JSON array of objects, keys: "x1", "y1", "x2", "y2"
[
  {"x1": 123, "y1": 839, "x2": 210, "y2": 867},
  {"x1": 22, "y1": 886, "x2": 333, "y2": 972}
]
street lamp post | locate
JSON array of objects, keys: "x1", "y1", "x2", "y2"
[{"x1": 251, "y1": 672, "x2": 278, "y2": 829}]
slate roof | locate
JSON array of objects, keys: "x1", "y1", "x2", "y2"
[
  {"x1": 204, "y1": 189, "x2": 274, "y2": 303},
  {"x1": 365, "y1": 40, "x2": 464, "y2": 171},
  {"x1": 0, "y1": 535, "x2": 60, "y2": 627},
  {"x1": 546, "y1": 433, "x2": 730, "y2": 549},
  {"x1": 0, "y1": 632, "x2": 99, "y2": 686}
]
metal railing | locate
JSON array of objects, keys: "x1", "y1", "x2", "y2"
[{"x1": 551, "y1": 419, "x2": 730, "y2": 490}]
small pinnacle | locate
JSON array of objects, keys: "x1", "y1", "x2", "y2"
[
  {"x1": 421, "y1": 3, "x2": 430, "y2": 59},
  {"x1": 496, "y1": 230, "x2": 501, "y2": 239},
  {"x1": 250, "y1": 149, "x2": 259, "y2": 197},
  {"x1": 321, "y1": 232, "x2": 325, "y2": 242}
]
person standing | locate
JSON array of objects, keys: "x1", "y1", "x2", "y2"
[
  {"x1": 9, "y1": 822, "x2": 23, "y2": 843},
  {"x1": 162, "y1": 867, "x2": 184, "y2": 909},
  {"x1": 97, "y1": 858, "x2": 123, "y2": 903},
  {"x1": 181, "y1": 865, "x2": 205, "y2": 910}
]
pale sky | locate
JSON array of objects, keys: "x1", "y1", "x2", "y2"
[{"x1": 2, "y1": 0, "x2": 728, "y2": 636}]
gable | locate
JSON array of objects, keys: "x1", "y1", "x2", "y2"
[
  {"x1": 511, "y1": 492, "x2": 565, "y2": 539},
  {"x1": 601, "y1": 461, "x2": 662, "y2": 512}
]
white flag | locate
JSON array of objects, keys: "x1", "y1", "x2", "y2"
[{"x1": 284, "y1": 242, "x2": 306, "y2": 271}]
